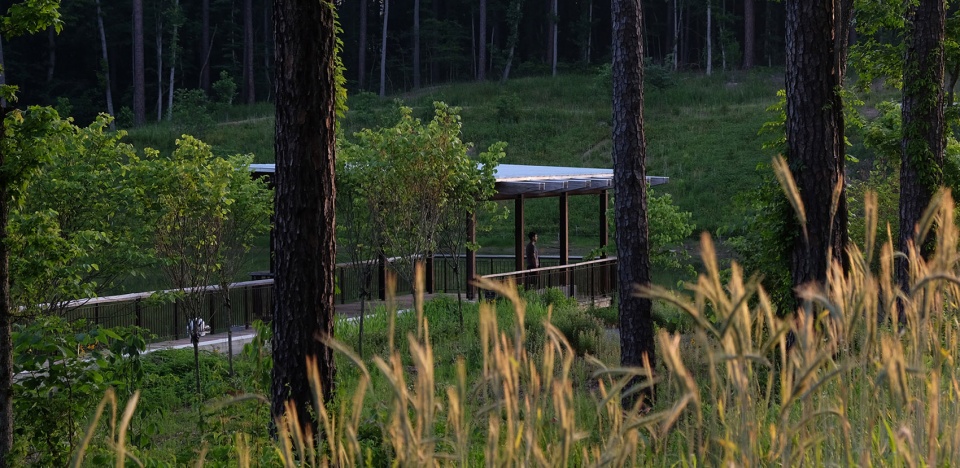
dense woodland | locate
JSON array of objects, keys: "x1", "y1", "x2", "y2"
[{"x1": 1, "y1": 0, "x2": 786, "y2": 125}]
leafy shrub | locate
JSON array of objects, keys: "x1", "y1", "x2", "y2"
[
  {"x1": 172, "y1": 88, "x2": 215, "y2": 137},
  {"x1": 494, "y1": 93, "x2": 521, "y2": 123},
  {"x1": 13, "y1": 318, "x2": 146, "y2": 466},
  {"x1": 212, "y1": 70, "x2": 237, "y2": 105}
]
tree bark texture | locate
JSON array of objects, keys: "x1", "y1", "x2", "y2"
[
  {"x1": 244, "y1": 0, "x2": 256, "y2": 104},
  {"x1": 359, "y1": 0, "x2": 368, "y2": 90},
  {"x1": 201, "y1": 0, "x2": 210, "y2": 91},
  {"x1": 611, "y1": 0, "x2": 654, "y2": 401},
  {"x1": 95, "y1": 0, "x2": 116, "y2": 127},
  {"x1": 784, "y1": 0, "x2": 847, "y2": 296},
  {"x1": 271, "y1": 0, "x2": 337, "y2": 427},
  {"x1": 743, "y1": 0, "x2": 754, "y2": 69},
  {"x1": 899, "y1": 0, "x2": 945, "y2": 283},
  {"x1": 478, "y1": 0, "x2": 487, "y2": 81},
  {"x1": 133, "y1": 0, "x2": 146, "y2": 126},
  {"x1": 379, "y1": 0, "x2": 389, "y2": 97},
  {"x1": 413, "y1": 0, "x2": 421, "y2": 88},
  {"x1": 167, "y1": 0, "x2": 179, "y2": 121}
]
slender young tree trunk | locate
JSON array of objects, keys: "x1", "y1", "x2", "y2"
[
  {"x1": 379, "y1": 0, "x2": 390, "y2": 97},
  {"x1": 551, "y1": 0, "x2": 558, "y2": 76},
  {"x1": 471, "y1": 12, "x2": 477, "y2": 77},
  {"x1": 784, "y1": 0, "x2": 848, "y2": 299},
  {"x1": 586, "y1": 0, "x2": 593, "y2": 63},
  {"x1": 263, "y1": 2, "x2": 272, "y2": 101},
  {"x1": 899, "y1": 0, "x2": 946, "y2": 290},
  {"x1": 479, "y1": 0, "x2": 487, "y2": 81},
  {"x1": 359, "y1": 0, "x2": 368, "y2": 90},
  {"x1": 46, "y1": 26, "x2": 56, "y2": 83},
  {"x1": 501, "y1": 0, "x2": 523, "y2": 83},
  {"x1": 133, "y1": 0, "x2": 147, "y2": 127},
  {"x1": 156, "y1": 17, "x2": 163, "y2": 122},
  {"x1": 167, "y1": 0, "x2": 180, "y2": 121},
  {"x1": 612, "y1": 0, "x2": 654, "y2": 407},
  {"x1": 95, "y1": 0, "x2": 116, "y2": 128},
  {"x1": 201, "y1": 0, "x2": 210, "y2": 91},
  {"x1": 743, "y1": 0, "x2": 754, "y2": 69},
  {"x1": 272, "y1": 0, "x2": 338, "y2": 427},
  {"x1": 706, "y1": 0, "x2": 712, "y2": 75},
  {"x1": 244, "y1": 0, "x2": 255, "y2": 103},
  {"x1": 672, "y1": 0, "x2": 679, "y2": 70},
  {"x1": 413, "y1": 0, "x2": 420, "y2": 89}
]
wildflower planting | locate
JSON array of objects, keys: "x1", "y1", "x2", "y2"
[{"x1": 70, "y1": 189, "x2": 960, "y2": 465}]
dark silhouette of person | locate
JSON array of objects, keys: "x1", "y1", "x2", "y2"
[{"x1": 525, "y1": 231, "x2": 539, "y2": 289}]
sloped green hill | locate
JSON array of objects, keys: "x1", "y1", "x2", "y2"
[{"x1": 125, "y1": 71, "x2": 785, "y2": 237}]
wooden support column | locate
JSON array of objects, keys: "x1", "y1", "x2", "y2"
[
  {"x1": 599, "y1": 191, "x2": 609, "y2": 257},
  {"x1": 425, "y1": 255, "x2": 434, "y2": 294},
  {"x1": 515, "y1": 195, "x2": 525, "y2": 271},
  {"x1": 559, "y1": 193, "x2": 570, "y2": 295},
  {"x1": 466, "y1": 212, "x2": 477, "y2": 300},
  {"x1": 378, "y1": 254, "x2": 387, "y2": 301}
]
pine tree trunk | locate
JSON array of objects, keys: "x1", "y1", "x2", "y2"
[
  {"x1": 133, "y1": 0, "x2": 147, "y2": 127},
  {"x1": 272, "y1": 0, "x2": 338, "y2": 428},
  {"x1": 551, "y1": 0, "x2": 558, "y2": 76},
  {"x1": 359, "y1": 0, "x2": 368, "y2": 90},
  {"x1": 244, "y1": 0, "x2": 255, "y2": 104},
  {"x1": 501, "y1": 0, "x2": 523, "y2": 83},
  {"x1": 478, "y1": 0, "x2": 487, "y2": 81},
  {"x1": 706, "y1": 1, "x2": 712, "y2": 75},
  {"x1": 743, "y1": 0, "x2": 754, "y2": 69},
  {"x1": 413, "y1": 0, "x2": 420, "y2": 89},
  {"x1": 586, "y1": 0, "x2": 593, "y2": 63},
  {"x1": 156, "y1": 18, "x2": 163, "y2": 122},
  {"x1": 612, "y1": 0, "x2": 654, "y2": 407},
  {"x1": 167, "y1": 0, "x2": 179, "y2": 121},
  {"x1": 379, "y1": 0, "x2": 389, "y2": 97},
  {"x1": 201, "y1": 0, "x2": 210, "y2": 92},
  {"x1": 784, "y1": 0, "x2": 847, "y2": 298},
  {"x1": 899, "y1": 0, "x2": 946, "y2": 288},
  {"x1": 95, "y1": 0, "x2": 116, "y2": 128}
]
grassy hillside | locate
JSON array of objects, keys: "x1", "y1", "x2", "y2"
[{"x1": 126, "y1": 70, "x2": 784, "y2": 236}]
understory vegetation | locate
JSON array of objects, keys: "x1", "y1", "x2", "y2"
[{"x1": 20, "y1": 188, "x2": 960, "y2": 465}]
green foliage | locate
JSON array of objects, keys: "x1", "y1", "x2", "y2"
[
  {"x1": 11, "y1": 114, "x2": 155, "y2": 314},
  {"x1": 340, "y1": 102, "x2": 505, "y2": 288},
  {"x1": 13, "y1": 317, "x2": 146, "y2": 466},
  {"x1": 494, "y1": 93, "x2": 521, "y2": 123},
  {"x1": 726, "y1": 168, "x2": 795, "y2": 314},
  {"x1": 647, "y1": 188, "x2": 696, "y2": 271},
  {"x1": 211, "y1": 70, "x2": 237, "y2": 105},
  {"x1": 172, "y1": 88, "x2": 215, "y2": 137}
]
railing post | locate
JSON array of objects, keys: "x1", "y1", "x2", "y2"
[
  {"x1": 425, "y1": 254, "x2": 435, "y2": 294},
  {"x1": 378, "y1": 254, "x2": 387, "y2": 301},
  {"x1": 339, "y1": 266, "x2": 346, "y2": 304},
  {"x1": 94, "y1": 303, "x2": 100, "y2": 327},
  {"x1": 135, "y1": 298, "x2": 142, "y2": 328},
  {"x1": 466, "y1": 212, "x2": 477, "y2": 300},
  {"x1": 173, "y1": 300, "x2": 180, "y2": 339},
  {"x1": 243, "y1": 286, "x2": 250, "y2": 328},
  {"x1": 209, "y1": 293, "x2": 216, "y2": 334}
]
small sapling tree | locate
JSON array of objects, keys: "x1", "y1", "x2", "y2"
[{"x1": 144, "y1": 136, "x2": 267, "y2": 399}]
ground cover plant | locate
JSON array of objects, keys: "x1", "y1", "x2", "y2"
[{"x1": 56, "y1": 186, "x2": 960, "y2": 464}]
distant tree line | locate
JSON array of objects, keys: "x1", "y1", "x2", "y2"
[{"x1": 0, "y1": 0, "x2": 785, "y2": 126}]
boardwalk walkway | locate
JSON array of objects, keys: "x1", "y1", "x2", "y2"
[{"x1": 146, "y1": 293, "x2": 464, "y2": 355}]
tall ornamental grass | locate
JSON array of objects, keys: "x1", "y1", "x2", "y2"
[{"x1": 75, "y1": 186, "x2": 960, "y2": 465}]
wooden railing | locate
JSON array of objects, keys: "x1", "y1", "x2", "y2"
[
  {"x1": 59, "y1": 254, "x2": 608, "y2": 342},
  {"x1": 62, "y1": 280, "x2": 274, "y2": 342},
  {"x1": 478, "y1": 257, "x2": 618, "y2": 304}
]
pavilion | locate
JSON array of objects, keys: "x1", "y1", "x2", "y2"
[{"x1": 250, "y1": 163, "x2": 669, "y2": 300}]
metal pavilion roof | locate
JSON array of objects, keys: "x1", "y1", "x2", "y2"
[{"x1": 249, "y1": 163, "x2": 669, "y2": 200}]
